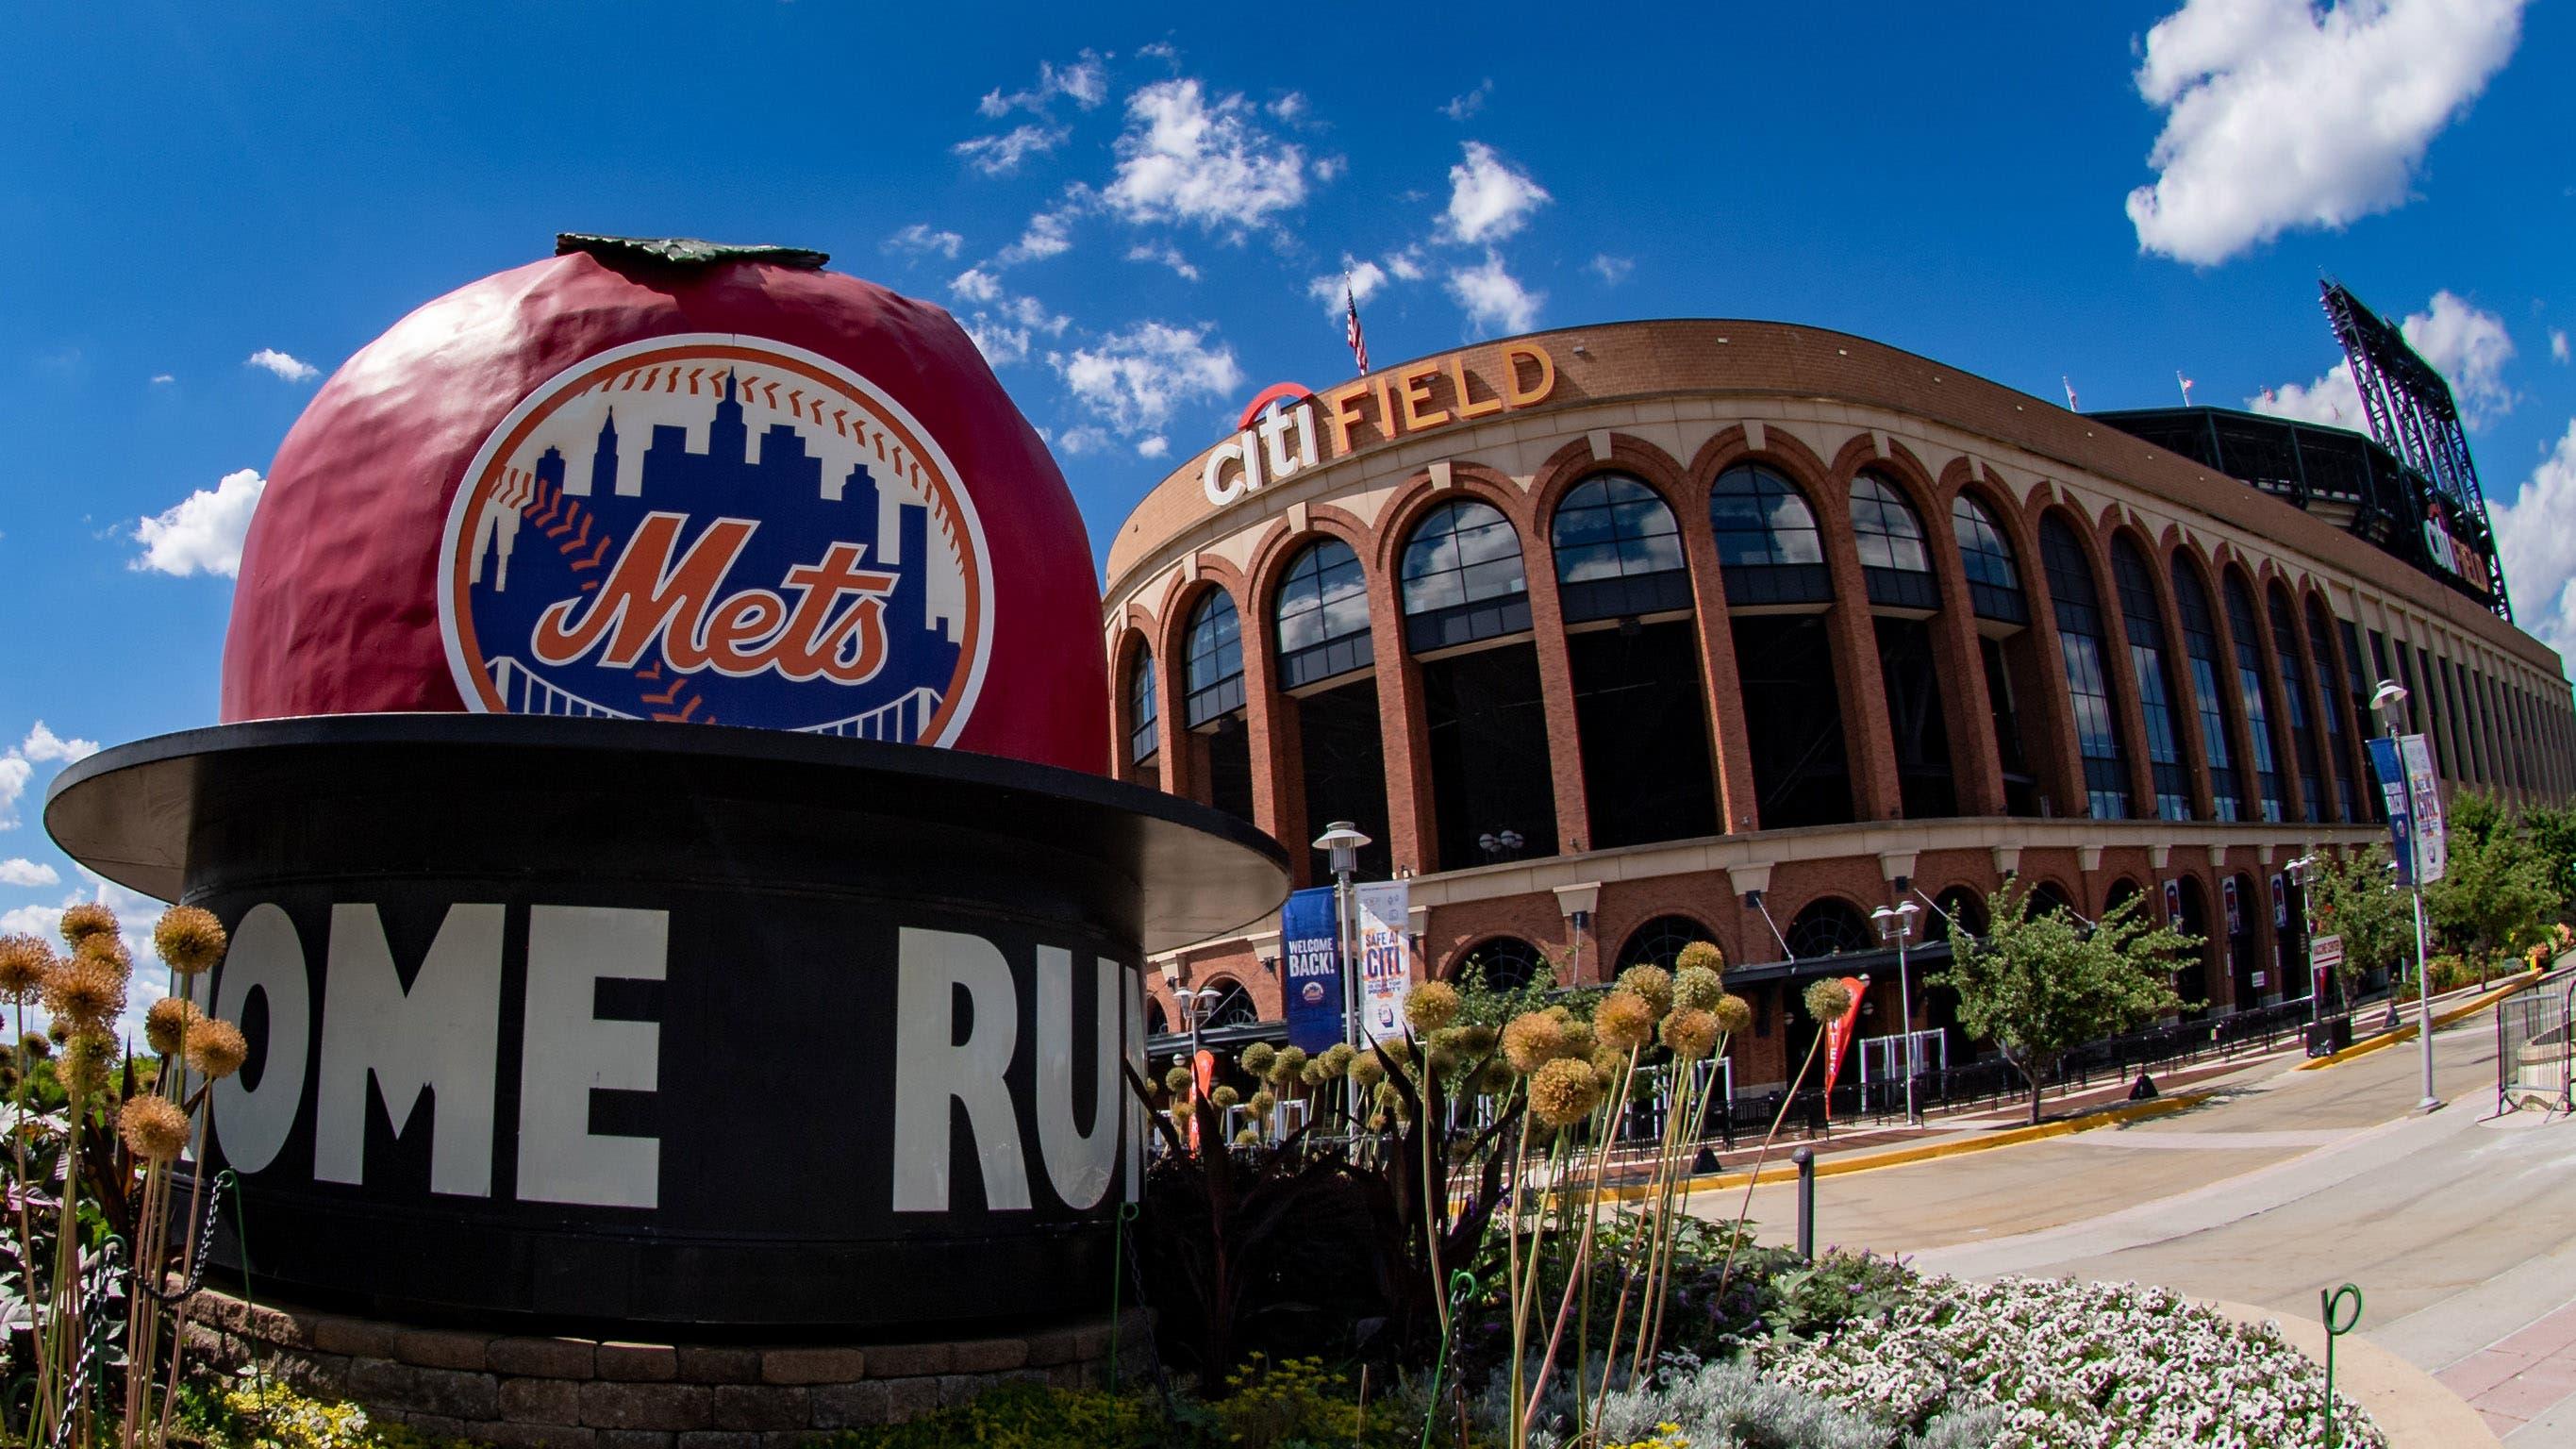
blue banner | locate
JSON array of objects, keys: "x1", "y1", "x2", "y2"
[
  {"x1": 1281, "y1": 887, "x2": 1345, "y2": 1055},
  {"x1": 2366, "y1": 736, "x2": 2414, "y2": 885}
]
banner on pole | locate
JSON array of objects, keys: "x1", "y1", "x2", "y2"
[
  {"x1": 1820, "y1": 974, "x2": 1868, "y2": 1115},
  {"x1": 2366, "y1": 737, "x2": 2415, "y2": 885},
  {"x1": 1279, "y1": 886, "x2": 1344, "y2": 1055},
  {"x1": 1354, "y1": 880, "x2": 1413, "y2": 1041},
  {"x1": 2399, "y1": 734, "x2": 2446, "y2": 883}
]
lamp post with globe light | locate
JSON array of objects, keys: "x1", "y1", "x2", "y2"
[
  {"x1": 1870, "y1": 900, "x2": 1923, "y2": 1126},
  {"x1": 2371, "y1": 678, "x2": 2440, "y2": 1112},
  {"x1": 1312, "y1": 821, "x2": 1372, "y2": 1055}
]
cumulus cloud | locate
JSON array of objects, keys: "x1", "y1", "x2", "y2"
[
  {"x1": 2125, "y1": 0, "x2": 2529, "y2": 265},
  {"x1": 1104, "y1": 79, "x2": 1310, "y2": 237},
  {"x1": 1588, "y1": 254, "x2": 1634, "y2": 285},
  {"x1": 1137, "y1": 436, "x2": 1171, "y2": 459},
  {"x1": 0, "y1": 896, "x2": 58, "y2": 936},
  {"x1": 150, "y1": 373, "x2": 175, "y2": 385},
  {"x1": 0, "y1": 858, "x2": 57, "y2": 888},
  {"x1": 999, "y1": 191, "x2": 1088, "y2": 265},
  {"x1": 1439, "y1": 142, "x2": 1550, "y2": 245},
  {"x1": 1268, "y1": 92, "x2": 1308, "y2": 123},
  {"x1": 1447, "y1": 252, "x2": 1543, "y2": 336},
  {"x1": 1052, "y1": 322, "x2": 1243, "y2": 437},
  {"x1": 2486, "y1": 421, "x2": 2576, "y2": 668},
  {"x1": 244, "y1": 348, "x2": 319, "y2": 382},
  {"x1": 2251, "y1": 291, "x2": 2516, "y2": 429},
  {"x1": 2553, "y1": 329, "x2": 2570, "y2": 364},
  {"x1": 1309, "y1": 256, "x2": 1421, "y2": 316},
  {"x1": 885, "y1": 224, "x2": 964, "y2": 259},
  {"x1": 950, "y1": 267, "x2": 1004, "y2": 304},
  {"x1": 959, "y1": 291, "x2": 1069, "y2": 370},
  {"x1": 132, "y1": 468, "x2": 265, "y2": 578},
  {"x1": 1441, "y1": 79, "x2": 1493, "y2": 122},
  {"x1": 1385, "y1": 247, "x2": 1427, "y2": 282},
  {"x1": 21, "y1": 723, "x2": 96, "y2": 764},
  {"x1": 1057, "y1": 425, "x2": 1114, "y2": 457},
  {"x1": 0, "y1": 757, "x2": 25, "y2": 831},
  {"x1": 955, "y1": 124, "x2": 1070, "y2": 177},
  {"x1": 1311, "y1": 156, "x2": 1347, "y2": 182},
  {"x1": 978, "y1": 52, "x2": 1108, "y2": 118},
  {"x1": 1124, "y1": 242, "x2": 1201, "y2": 281}
]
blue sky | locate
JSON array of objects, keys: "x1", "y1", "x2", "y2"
[{"x1": 2, "y1": 0, "x2": 2571, "y2": 964}]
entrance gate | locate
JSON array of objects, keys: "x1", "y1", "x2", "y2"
[{"x1": 2498, "y1": 977, "x2": 2576, "y2": 1114}]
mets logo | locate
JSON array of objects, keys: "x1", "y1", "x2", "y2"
[{"x1": 437, "y1": 335, "x2": 992, "y2": 743}]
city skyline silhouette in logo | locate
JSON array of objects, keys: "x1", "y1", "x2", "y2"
[{"x1": 457, "y1": 369, "x2": 963, "y2": 738}]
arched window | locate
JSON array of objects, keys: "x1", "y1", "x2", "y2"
[
  {"x1": 2039, "y1": 516, "x2": 2132, "y2": 821},
  {"x1": 2269, "y1": 586, "x2": 2328, "y2": 823},
  {"x1": 1851, "y1": 473, "x2": 1937, "y2": 609},
  {"x1": 1145, "y1": 996, "x2": 1170, "y2": 1037},
  {"x1": 1952, "y1": 494, "x2": 2027, "y2": 624},
  {"x1": 1273, "y1": 538, "x2": 1373, "y2": 690},
  {"x1": 1931, "y1": 887, "x2": 1987, "y2": 941},
  {"x1": 2170, "y1": 560, "x2": 2244, "y2": 822},
  {"x1": 2221, "y1": 573, "x2": 2285, "y2": 823},
  {"x1": 1552, "y1": 474, "x2": 1688, "y2": 623},
  {"x1": 1616, "y1": 915, "x2": 1718, "y2": 974},
  {"x1": 2105, "y1": 877, "x2": 2143, "y2": 913},
  {"x1": 1455, "y1": 937, "x2": 1546, "y2": 993},
  {"x1": 1183, "y1": 591, "x2": 1246, "y2": 727},
  {"x1": 2306, "y1": 597, "x2": 2361, "y2": 821},
  {"x1": 1401, "y1": 498, "x2": 1530, "y2": 652},
  {"x1": 1189, "y1": 977, "x2": 1261, "y2": 1028},
  {"x1": 2029, "y1": 880, "x2": 2081, "y2": 922},
  {"x1": 1709, "y1": 464, "x2": 1830, "y2": 606},
  {"x1": 2110, "y1": 538, "x2": 2191, "y2": 821},
  {"x1": 1127, "y1": 647, "x2": 1159, "y2": 765},
  {"x1": 1786, "y1": 899, "x2": 1872, "y2": 959}
]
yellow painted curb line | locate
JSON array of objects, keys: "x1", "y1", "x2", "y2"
[
  {"x1": 2293, "y1": 969, "x2": 2543, "y2": 1071},
  {"x1": 1629, "y1": 1090, "x2": 2216, "y2": 1200}
]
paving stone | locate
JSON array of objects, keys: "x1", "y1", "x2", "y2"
[
  {"x1": 860, "y1": 1342, "x2": 949, "y2": 1378},
  {"x1": 502, "y1": 1377, "x2": 585, "y2": 1424},
  {"x1": 344, "y1": 1357, "x2": 500, "y2": 1420},
  {"x1": 580, "y1": 1382, "x2": 711, "y2": 1432},
  {"x1": 675, "y1": 1346, "x2": 761, "y2": 1384},
  {"x1": 312, "y1": 1315, "x2": 398, "y2": 1358},
  {"x1": 491, "y1": 1337, "x2": 599, "y2": 1379},
  {"x1": 392, "y1": 1326, "x2": 491, "y2": 1371},
  {"x1": 810, "y1": 1380, "x2": 891, "y2": 1429},
  {"x1": 597, "y1": 1341, "x2": 681, "y2": 1382},
  {"x1": 949, "y1": 1338, "x2": 1029, "y2": 1374},
  {"x1": 707, "y1": 1385, "x2": 808, "y2": 1431},
  {"x1": 759, "y1": 1347, "x2": 865, "y2": 1385}
]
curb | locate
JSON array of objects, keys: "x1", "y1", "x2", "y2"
[
  {"x1": 2207, "y1": 1300, "x2": 2501, "y2": 1449},
  {"x1": 1653, "y1": 1091, "x2": 2215, "y2": 1198},
  {"x1": 2293, "y1": 970, "x2": 2544, "y2": 1071}
]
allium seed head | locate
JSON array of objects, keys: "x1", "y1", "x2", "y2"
[
  {"x1": 1528, "y1": 1058, "x2": 1604, "y2": 1126},
  {"x1": 1559, "y1": 1020, "x2": 1597, "y2": 1062},
  {"x1": 1249, "y1": 1089, "x2": 1276, "y2": 1117},
  {"x1": 42, "y1": 957, "x2": 125, "y2": 1031},
  {"x1": 1661, "y1": 1007, "x2": 1720, "y2": 1059},
  {"x1": 1321, "y1": 1043, "x2": 1356, "y2": 1077},
  {"x1": 58, "y1": 902, "x2": 118, "y2": 950},
  {"x1": 1163, "y1": 1064, "x2": 1193, "y2": 1097},
  {"x1": 1674, "y1": 941, "x2": 1725, "y2": 976},
  {"x1": 119, "y1": 1094, "x2": 191, "y2": 1161},
  {"x1": 1270, "y1": 1046, "x2": 1307, "y2": 1086},
  {"x1": 19, "y1": 1031, "x2": 50, "y2": 1060},
  {"x1": 1349, "y1": 1054, "x2": 1386, "y2": 1091},
  {"x1": 153, "y1": 907, "x2": 227, "y2": 974},
  {"x1": 1455, "y1": 1023, "x2": 1498, "y2": 1058},
  {"x1": 0, "y1": 934, "x2": 52, "y2": 996},
  {"x1": 1803, "y1": 977, "x2": 1853, "y2": 1024},
  {"x1": 73, "y1": 931, "x2": 131, "y2": 977},
  {"x1": 1617, "y1": 964, "x2": 1674, "y2": 1017},
  {"x1": 1595, "y1": 990, "x2": 1654, "y2": 1052},
  {"x1": 1210, "y1": 1085, "x2": 1240, "y2": 1108},
  {"x1": 145, "y1": 996, "x2": 203, "y2": 1057},
  {"x1": 185, "y1": 1018, "x2": 250, "y2": 1081},
  {"x1": 1501, "y1": 1011, "x2": 1566, "y2": 1074},
  {"x1": 1301, "y1": 1059, "x2": 1329, "y2": 1088},
  {"x1": 1474, "y1": 1058, "x2": 1515, "y2": 1096},
  {"x1": 1234, "y1": 1127, "x2": 1259, "y2": 1146},
  {"x1": 1711, "y1": 992, "x2": 1753, "y2": 1038},
  {"x1": 60, "y1": 1031, "x2": 115, "y2": 1098},
  {"x1": 1673, "y1": 965, "x2": 1725, "y2": 1012},
  {"x1": 1239, "y1": 1042, "x2": 1276, "y2": 1078},
  {"x1": 1404, "y1": 980, "x2": 1460, "y2": 1034}
]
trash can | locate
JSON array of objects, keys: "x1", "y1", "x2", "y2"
[{"x1": 2304, "y1": 1016, "x2": 2353, "y2": 1058}]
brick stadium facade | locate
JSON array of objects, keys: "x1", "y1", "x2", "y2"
[{"x1": 1102, "y1": 319, "x2": 2576, "y2": 1091}]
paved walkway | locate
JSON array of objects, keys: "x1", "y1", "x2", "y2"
[{"x1": 1682, "y1": 995, "x2": 2576, "y2": 1443}]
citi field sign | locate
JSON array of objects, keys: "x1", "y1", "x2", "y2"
[
  {"x1": 437, "y1": 335, "x2": 994, "y2": 744},
  {"x1": 1199, "y1": 340, "x2": 1559, "y2": 508}
]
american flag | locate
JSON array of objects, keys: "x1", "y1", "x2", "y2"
[
  {"x1": 2062, "y1": 375, "x2": 2079, "y2": 410},
  {"x1": 1345, "y1": 283, "x2": 1370, "y2": 375},
  {"x1": 2177, "y1": 370, "x2": 2195, "y2": 406}
]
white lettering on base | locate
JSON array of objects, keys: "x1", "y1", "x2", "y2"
[
  {"x1": 1033, "y1": 945, "x2": 1120, "y2": 1210},
  {"x1": 891, "y1": 926, "x2": 1032, "y2": 1212},
  {"x1": 518, "y1": 905, "x2": 667, "y2": 1209},
  {"x1": 314, "y1": 903, "x2": 504, "y2": 1197},
  {"x1": 209, "y1": 904, "x2": 312, "y2": 1175}
]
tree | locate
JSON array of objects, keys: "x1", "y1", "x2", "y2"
[
  {"x1": 2518, "y1": 797, "x2": 2576, "y2": 923},
  {"x1": 2301, "y1": 843, "x2": 2410, "y2": 998},
  {"x1": 2427, "y1": 789, "x2": 2561, "y2": 974},
  {"x1": 1935, "y1": 880, "x2": 2201, "y2": 1124}
]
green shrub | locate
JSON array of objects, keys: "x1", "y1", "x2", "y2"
[{"x1": 173, "y1": 1374, "x2": 487, "y2": 1449}]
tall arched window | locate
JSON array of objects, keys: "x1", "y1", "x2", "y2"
[
  {"x1": 1274, "y1": 539, "x2": 1373, "y2": 690},
  {"x1": 2111, "y1": 538, "x2": 2191, "y2": 821},
  {"x1": 1400, "y1": 498, "x2": 1530, "y2": 652},
  {"x1": 2170, "y1": 560, "x2": 2243, "y2": 821},
  {"x1": 1786, "y1": 899, "x2": 1872, "y2": 958},
  {"x1": 2221, "y1": 573, "x2": 2285, "y2": 822},
  {"x1": 1183, "y1": 591, "x2": 1246, "y2": 727},
  {"x1": 1196, "y1": 976, "x2": 1262, "y2": 1028},
  {"x1": 1455, "y1": 938, "x2": 1546, "y2": 993},
  {"x1": 1850, "y1": 473, "x2": 1937, "y2": 609},
  {"x1": 1127, "y1": 646, "x2": 1159, "y2": 766},
  {"x1": 2039, "y1": 516, "x2": 2133, "y2": 820},
  {"x1": 2307, "y1": 597, "x2": 2362, "y2": 821},
  {"x1": 1952, "y1": 494, "x2": 2028, "y2": 624},
  {"x1": 1709, "y1": 464, "x2": 1830, "y2": 605},
  {"x1": 1552, "y1": 474, "x2": 1687, "y2": 623},
  {"x1": 2269, "y1": 586, "x2": 2328, "y2": 823},
  {"x1": 1616, "y1": 915, "x2": 1719, "y2": 973}
]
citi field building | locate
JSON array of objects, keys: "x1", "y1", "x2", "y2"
[{"x1": 1103, "y1": 318, "x2": 2576, "y2": 1088}]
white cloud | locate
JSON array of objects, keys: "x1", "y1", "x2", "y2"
[
  {"x1": 1268, "y1": 92, "x2": 1308, "y2": 123},
  {"x1": 244, "y1": 348, "x2": 319, "y2": 382},
  {"x1": 1137, "y1": 436, "x2": 1171, "y2": 459},
  {"x1": 0, "y1": 896, "x2": 59, "y2": 937},
  {"x1": 150, "y1": 373, "x2": 175, "y2": 385},
  {"x1": 885, "y1": 224, "x2": 965, "y2": 260},
  {"x1": 978, "y1": 52, "x2": 1108, "y2": 118},
  {"x1": 965, "y1": 321, "x2": 1032, "y2": 368},
  {"x1": 2251, "y1": 291, "x2": 2516, "y2": 429},
  {"x1": 950, "y1": 267, "x2": 1004, "y2": 304},
  {"x1": 1310, "y1": 258, "x2": 1392, "y2": 316},
  {"x1": 2487, "y1": 421, "x2": 2576, "y2": 667},
  {"x1": 2125, "y1": 0, "x2": 2529, "y2": 265},
  {"x1": 0, "y1": 757, "x2": 26, "y2": 831},
  {"x1": 1057, "y1": 425, "x2": 1114, "y2": 457},
  {"x1": 1104, "y1": 78, "x2": 1310, "y2": 237},
  {"x1": 0, "y1": 858, "x2": 58, "y2": 888},
  {"x1": 999, "y1": 191, "x2": 1088, "y2": 265},
  {"x1": 2553, "y1": 328, "x2": 2570, "y2": 364},
  {"x1": 131, "y1": 468, "x2": 265, "y2": 577},
  {"x1": 1311, "y1": 155, "x2": 1347, "y2": 182},
  {"x1": 1385, "y1": 247, "x2": 1427, "y2": 283},
  {"x1": 1589, "y1": 254, "x2": 1635, "y2": 285},
  {"x1": 1439, "y1": 142, "x2": 1550, "y2": 245},
  {"x1": 21, "y1": 724, "x2": 96, "y2": 764},
  {"x1": 1124, "y1": 242, "x2": 1201, "y2": 281},
  {"x1": 958, "y1": 291, "x2": 1068, "y2": 371},
  {"x1": 1447, "y1": 252, "x2": 1543, "y2": 336},
  {"x1": 1441, "y1": 79, "x2": 1493, "y2": 122},
  {"x1": 1052, "y1": 322, "x2": 1243, "y2": 437},
  {"x1": 954, "y1": 124, "x2": 1070, "y2": 177}
]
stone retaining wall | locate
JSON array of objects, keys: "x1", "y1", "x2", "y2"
[{"x1": 181, "y1": 1291, "x2": 1150, "y2": 1447}]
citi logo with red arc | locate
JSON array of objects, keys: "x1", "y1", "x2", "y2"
[{"x1": 436, "y1": 334, "x2": 994, "y2": 744}]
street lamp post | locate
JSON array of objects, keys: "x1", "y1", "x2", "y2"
[
  {"x1": 1312, "y1": 821, "x2": 1371, "y2": 1058},
  {"x1": 1870, "y1": 900, "x2": 1923, "y2": 1127},
  {"x1": 2285, "y1": 855, "x2": 2316, "y2": 1024},
  {"x1": 2371, "y1": 679, "x2": 2440, "y2": 1113}
]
